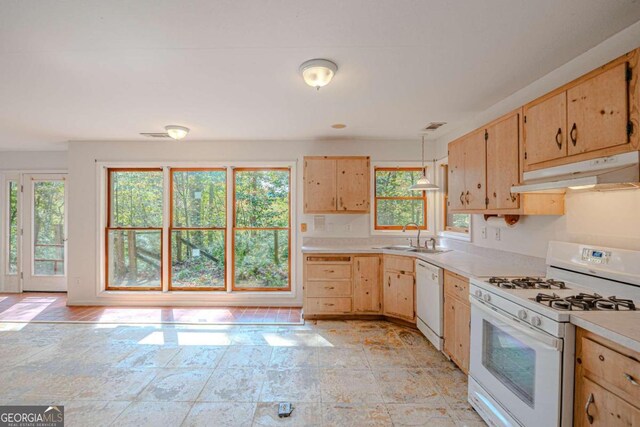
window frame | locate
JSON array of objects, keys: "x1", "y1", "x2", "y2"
[
  {"x1": 373, "y1": 166, "x2": 428, "y2": 231},
  {"x1": 231, "y1": 167, "x2": 292, "y2": 292},
  {"x1": 168, "y1": 168, "x2": 227, "y2": 291},
  {"x1": 105, "y1": 167, "x2": 164, "y2": 291},
  {"x1": 5, "y1": 179, "x2": 19, "y2": 276}
]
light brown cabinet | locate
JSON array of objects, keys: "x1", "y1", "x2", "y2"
[
  {"x1": 383, "y1": 255, "x2": 415, "y2": 322},
  {"x1": 524, "y1": 49, "x2": 638, "y2": 172},
  {"x1": 574, "y1": 328, "x2": 640, "y2": 426},
  {"x1": 303, "y1": 156, "x2": 370, "y2": 214},
  {"x1": 443, "y1": 270, "x2": 470, "y2": 374},
  {"x1": 448, "y1": 110, "x2": 564, "y2": 216},
  {"x1": 303, "y1": 254, "x2": 381, "y2": 317}
]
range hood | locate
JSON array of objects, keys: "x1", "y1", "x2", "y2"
[{"x1": 511, "y1": 151, "x2": 640, "y2": 193}]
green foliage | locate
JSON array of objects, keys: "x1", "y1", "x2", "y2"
[
  {"x1": 171, "y1": 230, "x2": 225, "y2": 288},
  {"x1": 173, "y1": 170, "x2": 226, "y2": 228},
  {"x1": 111, "y1": 171, "x2": 163, "y2": 227},
  {"x1": 235, "y1": 170, "x2": 289, "y2": 228},
  {"x1": 108, "y1": 230, "x2": 161, "y2": 287},
  {"x1": 8, "y1": 181, "x2": 18, "y2": 274},
  {"x1": 375, "y1": 169, "x2": 426, "y2": 227},
  {"x1": 449, "y1": 213, "x2": 470, "y2": 230},
  {"x1": 234, "y1": 230, "x2": 289, "y2": 288},
  {"x1": 33, "y1": 181, "x2": 65, "y2": 275},
  {"x1": 375, "y1": 170, "x2": 421, "y2": 197}
]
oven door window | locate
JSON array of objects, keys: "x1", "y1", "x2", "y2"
[{"x1": 482, "y1": 320, "x2": 536, "y2": 408}]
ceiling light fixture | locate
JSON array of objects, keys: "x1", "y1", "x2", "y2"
[
  {"x1": 165, "y1": 125, "x2": 189, "y2": 140},
  {"x1": 409, "y1": 135, "x2": 439, "y2": 191},
  {"x1": 331, "y1": 123, "x2": 346, "y2": 129},
  {"x1": 300, "y1": 59, "x2": 337, "y2": 90}
]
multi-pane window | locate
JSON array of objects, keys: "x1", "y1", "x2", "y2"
[
  {"x1": 33, "y1": 180, "x2": 66, "y2": 276},
  {"x1": 170, "y1": 169, "x2": 226, "y2": 290},
  {"x1": 7, "y1": 181, "x2": 18, "y2": 274},
  {"x1": 442, "y1": 165, "x2": 470, "y2": 233},
  {"x1": 374, "y1": 167, "x2": 427, "y2": 230},
  {"x1": 233, "y1": 168, "x2": 290, "y2": 290},
  {"x1": 106, "y1": 169, "x2": 163, "y2": 290}
]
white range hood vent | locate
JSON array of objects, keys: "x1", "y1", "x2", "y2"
[{"x1": 511, "y1": 151, "x2": 640, "y2": 193}]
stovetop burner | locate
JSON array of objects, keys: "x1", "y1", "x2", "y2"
[
  {"x1": 534, "y1": 292, "x2": 637, "y2": 311},
  {"x1": 487, "y1": 276, "x2": 567, "y2": 290}
]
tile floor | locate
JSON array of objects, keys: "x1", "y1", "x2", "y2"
[
  {"x1": 0, "y1": 320, "x2": 485, "y2": 426},
  {"x1": 0, "y1": 293, "x2": 303, "y2": 324}
]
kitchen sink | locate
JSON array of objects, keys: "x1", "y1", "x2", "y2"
[
  {"x1": 408, "y1": 248, "x2": 451, "y2": 254},
  {"x1": 378, "y1": 245, "x2": 415, "y2": 251}
]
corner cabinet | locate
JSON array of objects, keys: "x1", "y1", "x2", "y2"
[
  {"x1": 382, "y1": 255, "x2": 415, "y2": 322},
  {"x1": 303, "y1": 156, "x2": 370, "y2": 214},
  {"x1": 524, "y1": 48, "x2": 639, "y2": 172},
  {"x1": 443, "y1": 270, "x2": 470, "y2": 374},
  {"x1": 448, "y1": 109, "x2": 564, "y2": 215},
  {"x1": 574, "y1": 328, "x2": 640, "y2": 426}
]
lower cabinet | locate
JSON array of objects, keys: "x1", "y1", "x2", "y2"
[
  {"x1": 383, "y1": 255, "x2": 415, "y2": 322},
  {"x1": 443, "y1": 270, "x2": 470, "y2": 374},
  {"x1": 575, "y1": 328, "x2": 640, "y2": 426},
  {"x1": 303, "y1": 254, "x2": 381, "y2": 316}
]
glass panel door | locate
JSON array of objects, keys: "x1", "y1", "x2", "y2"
[
  {"x1": 2, "y1": 175, "x2": 21, "y2": 292},
  {"x1": 23, "y1": 174, "x2": 67, "y2": 292}
]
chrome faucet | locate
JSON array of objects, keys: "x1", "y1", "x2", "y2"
[
  {"x1": 427, "y1": 237, "x2": 437, "y2": 250},
  {"x1": 402, "y1": 223, "x2": 421, "y2": 248}
]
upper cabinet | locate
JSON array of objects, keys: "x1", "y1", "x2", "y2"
[
  {"x1": 447, "y1": 129, "x2": 486, "y2": 210},
  {"x1": 304, "y1": 156, "x2": 370, "y2": 214},
  {"x1": 524, "y1": 49, "x2": 639, "y2": 171},
  {"x1": 486, "y1": 113, "x2": 520, "y2": 210}
]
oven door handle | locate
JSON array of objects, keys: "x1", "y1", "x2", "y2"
[{"x1": 471, "y1": 298, "x2": 563, "y2": 351}]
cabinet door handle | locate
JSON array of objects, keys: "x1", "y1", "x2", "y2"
[
  {"x1": 625, "y1": 373, "x2": 639, "y2": 387},
  {"x1": 324, "y1": 303, "x2": 335, "y2": 307},
  {"x1": 460, "y1": 192, "x2": 465, "y2": 205},
  {"x1": 388, "y1": 277, "x2": 391, "y2": 287},
  {"x1": 325, "y1": 286, "x2": 335, "y2": 290},
  {"x1": 325, "y1": 269, "x2": 335, "y2": 273},
  {"x1": 465, "y1": 191, "x2": 469, "y2": 204},
  {"x1": 555, "y1": 128, "x2": 563, "y2": 150},
  {"x1": 570, "y1": 123, "x2": 577, "y2": 146},
  {"x1": 585, "y1": 392, "x2": 594, "y2": 424}
]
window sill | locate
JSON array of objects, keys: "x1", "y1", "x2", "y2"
[
  {"x1": 97, "y1": 290, "x2": 296, "y2": 298},
  {"x1": 438, "y1": 230, "x2": 471, "y2": 242}
]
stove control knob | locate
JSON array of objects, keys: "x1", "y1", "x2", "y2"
[
  {"x1": 483, "y1": 293, "x2": 491, "y2": 302},
  {"x1": 530, "y1": 316, "x2": 542, "y2": 327},
  {"x1": 475, "y1": 290, "x2": 482, "y2": 298},
  {"x1": 518, "y1": 309, "x2": 528, "y2": 320}
]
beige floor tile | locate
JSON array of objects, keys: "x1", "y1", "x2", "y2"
[
  {"x1": 320, "y1": 369, "x2": 383, "y2": 403},
  {"x1": 75, "y1": 368, "x2": 158, "y2": 401},
  {"x1": 166, "y1": 346, "x2": 227, "y2": 368},
  {"x1": 260, "y1": 369, "x2": 321, "y2": 402},
  {"x1": 116, "y1": 346, "x2": 181, "y2": 368},
  {"x1": 314, "y1": 329, "x2": 364, "y2": 347},
  {"x1": 62, "y1": 400, "x2": 131, "y2": 427},
  {"x1": 269, "y1": 347, "x2": 318, "y2": 369},
  {"x1": 137, "y1": 368, "x2": 212, "y2": 401},
  {"x1": 317, "y1": 347, "x2": 370, "y2": 369},
  {"x1": 322, "y1": 403, "x2": 392, "y2": 427},
  {"x1": 113, "y1": 401, "x2": 192, "y2": 427},
  {"x1": 218, "y1": 345, "x2": 273, "y2": 368},
  {"x1": 253, "y1": 402, "x2": 321, "y2": 426},
  {"x1": 183, "y1": 402, "x2": 256, "y2": 427},
  {"x1": 386, "y1": 401, "x2": 454, "y2": 426},
  {"x1": 373, "y1": 368, "x2": 439, "y2": 403},
  {"x1": 197, "y1": 367, "x2": 266, "y2": 402},
  {"x1": 364, "y1": 345, "x2": 419, "y2": 368}
]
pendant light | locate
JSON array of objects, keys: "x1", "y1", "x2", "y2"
[{"x1": 409, "y1": 135, "x2": 439, "y2": 191}]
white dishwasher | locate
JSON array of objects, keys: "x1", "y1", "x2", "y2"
[{"x1": 416, "y1": 260, "x2": 444, "y2": 350}]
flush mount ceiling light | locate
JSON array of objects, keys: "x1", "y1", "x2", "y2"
[
  {"x1": 331, "y1": 123, "x2": 346, "y2": 129},
  {"x1": 299, "y1": 59, "x2": 338, "y2": 90},
  {"x1": 165, "y1": 125, "x2": 189, "y2": 140},
  {"x1": 409, "y1": 135, "x2": 439, "y2": 191}
]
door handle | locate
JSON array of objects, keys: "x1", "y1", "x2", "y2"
[
  {"x1": 585, "y1": 392, "x2": 594, "y2": 424},
  {"x1": 555, "y1": 128, "x2": 563, "y2": 150},
  {"x1": 570, "y1": 123, "x2": 577, "y2": 146},
  {"x1": 459, "y1": 192, "x2": 465, "y2": 205},
  {"x1": 465, "y1": 191, "x2": 469, "y2": 204}
]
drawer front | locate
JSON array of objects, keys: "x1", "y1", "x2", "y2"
[
  {"x1": 444, "y1": 271, "x2": 469, "y2": 302},
  {"x1": 384, "y1": 255, "x2": 414, "y2": 273},
  {"x1": 306, "y1": 281, "x2": 352, "y2": 298},
  {"x1": 581, "y1": 337, "x2": 640, "y2": 403},
  {"x1": 578, "y1": 377, "x2": 640, "y2": 426},
  {"x1": 306, "y1": 297, "x2": 352, "y2": 314},
  {"x1": 306, "y1": 264, "x2": 352, "y2": 281}
]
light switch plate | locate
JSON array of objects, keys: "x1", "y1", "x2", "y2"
[{"x1": 494, "y1": 228, "x2": 501, "y2": 241}]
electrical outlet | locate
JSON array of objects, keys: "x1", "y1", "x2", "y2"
[
  {"x1": 344, "y1": 224, "x2": 351, "y2": 231},
  {"x1": 481, "y1": 227, "x2": 487, "y2": 239},
  {"x1": 494, "y1": 228, "x2": 501, "y2": 241}
]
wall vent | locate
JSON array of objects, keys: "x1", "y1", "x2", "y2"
[
  {"x1": 422, "y1": 122, "x2": 446, "y2": 131},
  {"x1": 140, "y1": 132, "x2": 171, "y2": 138}
]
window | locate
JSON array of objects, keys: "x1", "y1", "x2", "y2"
[
  {"x1": 106, "y1": 169, "x2": 163, "y2": 290},
  {"x1": 170, "y1": 169, "x2": 226, "y2": 290},
  {"x1": 33, "y1": 180, "x2": 66, "y2": 275},
  {"x1": 7, "y1": 181, "x2": 18, "y2": 274},
  {"x1": 233, "y1": 168, "x2": 290, "y2": 290},
  {"x1": 374, "y1": 167, "x2": 427, "y2": 230},
  {"x1": 442, "y1": 165, "x2": 470, "y2": 233}
]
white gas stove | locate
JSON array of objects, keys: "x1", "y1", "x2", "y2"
[{"x1": 467, "y1": 241, "x2": 640, "y2": 427}]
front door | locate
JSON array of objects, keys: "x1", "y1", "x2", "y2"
[{"x1": 22, "y1": 174, "x2": 67, "y2": 292}]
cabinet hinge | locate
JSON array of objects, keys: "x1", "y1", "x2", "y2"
[
  {"x1": 20, "y1": 272, "x2": 23, "y2": 279},
  {"x1": 485, "y1": 197, "x2": 489, "y2": 206},
  {"x1": 484, "y1": 130, "x2": 488, "y2": 142},
  {"x1": 524, "y1": 115, "x2": 527, "y2": 124},
  {"x1": 20, "y1": 185, "x2": 24, "y2": 193},
  {"x1": 628, "y1": 121, "x2": 634, "y2": 137},
  {"x1": 447, "y1": 200, "x2": 450, "y2": 207},
  {"x1": 20, "y1": 228, "x2": 23, "y2": 236},
  {"x1": 524, "y1": 152, "x2": 528, "y2": 160},
  {"x1": 379, "y1": 302, "x2": 382, "y2": 309},
  {"x1": 626, "y1": 66, "x2": 633, "y2": 82}
]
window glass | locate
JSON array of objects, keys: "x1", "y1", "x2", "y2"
[
  {"x1": 110, "y1": 170, "x2": 163, "y2": 227},
  {"x1": 8, "y1": 181, "x2": 18, "y2": 274},
  {"x1": 374, "y1": 168, "x2": 426, "y2": 230},
  {"x1": 33, "y1": 181, "x2": 65, "y2": 276},
  {"x1": 172, "y1": 170, "x2": 226, "y2": 228},
  {"x1": 108, "y1": 229, "x2": 162, "y2": 288}
]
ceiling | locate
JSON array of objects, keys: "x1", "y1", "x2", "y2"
[{"x1": 2, "y1": 0, "x2": 640, "y2": 151}]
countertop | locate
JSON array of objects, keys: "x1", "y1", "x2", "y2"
[
  {"x1": 301, "y1": 246, "x2": 546, "y2": 279},
  {"x1": 570, "y1": 311, "x2": 640, "y2": 354}
]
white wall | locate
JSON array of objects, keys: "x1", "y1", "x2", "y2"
[
  {"x1": 434, "y1": 20, "x2": 640, "y2": 259},
  {"x1": 66, "y1": 139, "x2": 424, "y2": 305},
  {"x1": 0, "y1": 151, "x2": 67, "y2": 171}
]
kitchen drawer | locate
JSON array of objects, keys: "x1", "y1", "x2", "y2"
[
  {"x1": 384, "y1": 255, "x2": 414, "y2": 273},
  {"x1": 444, "y1": 271, "x2": 469, "y2": 303},
  {"x1": 578, "y1": 377, "x2": 640, "y2": 426},
  {"x1": 306, "y1": 264, "x2": 352, "y2": 281},
  {"x1": 581, "y1": 337, "x2": 640, "y2": 403},
  {"x1": 306, "y1": 281, "x2": 352, "y2": 298},
  {"x1": 305, "y1": 297, "x2": 352, "y2": 314}
]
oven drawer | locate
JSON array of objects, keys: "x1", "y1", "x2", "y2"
[
  {"x1": 581, "y1": 337, "x2": 640, "y2": 403},
  {"x1": 305, "y1": 297, "x2": 352, "y2": 314},
  {"x1": 306, "y1": 264, "x2": 352, "y2": 281},
  {"x1": 306, "y1": 281, "x2": 352, "y2": 297}
]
